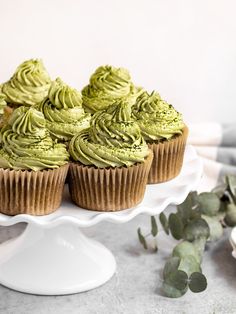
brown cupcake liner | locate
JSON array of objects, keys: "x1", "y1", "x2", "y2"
[
  {"x1": 0, "y1": 164, "x2": 69, "y2": 216},
  {"x1": 68, "y1": 151, "x2": 153, "y2": 212},
  {"x1": 147, "y1": 126, "x2": 188, "y2": 184}
]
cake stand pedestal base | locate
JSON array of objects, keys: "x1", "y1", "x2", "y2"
[{"x1": 0, "y1": 223, "x2": 116, "y2": 295}]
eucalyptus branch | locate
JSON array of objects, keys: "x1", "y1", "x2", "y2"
[{"x1": 137, "y1": 175, "x2": 236, "y2": 298}]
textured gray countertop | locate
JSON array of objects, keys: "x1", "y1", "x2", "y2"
[{"x1": 0, "y1": 212, "x2": 236, "y2": 314}]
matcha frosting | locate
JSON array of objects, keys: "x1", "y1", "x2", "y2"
[
  {"x1": 132, "y1": 91, "x2": 184, "y2": 141},
  {"x1": 82, "y1": 65, "x2": 142, "y2": 113},
  {"x1": 69, "y1": 100, "x2": 149, "y2": 168},
  {"x1": 0, "y1": 93, "x2": 7, "y2": 115},
  {"x1": 38, "y1": 78, "x2": 90, "y2": 141},
  {"x1": 0, "y1": 106, "x2": 69, "y2": 171},
  {"x1": 1, "y1": 59, "x2": 51, "y2": 107}
]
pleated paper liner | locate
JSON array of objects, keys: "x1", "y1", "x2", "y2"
[
  {"x1": 147, "y1": 126, "x2": 188, "y2": 184},
  {"x1": 0, "y1": 164, "x2": 69, "y2": 216},
  {"x1": 68, "y1": 150, "x2": 153, "y2": 212}
]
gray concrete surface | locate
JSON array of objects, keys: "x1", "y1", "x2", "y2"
[{"x1": 0, "y1": 213, "x2": 236, "y2": 314}]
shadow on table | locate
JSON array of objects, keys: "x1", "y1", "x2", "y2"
[{"x1": 211, "y1": 233, "x2": 236, "y2": 290}]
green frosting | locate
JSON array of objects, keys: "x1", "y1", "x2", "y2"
[
  {"x1": 1, "y1": 59, "x2": 51, "y2": 107},
  {"x1": 0, "y1": 106, "x2": 69, "y2": 171},
  {"x1": 0, "y1": 93, "x2": 7, "y2": 115},
  {"x1": 69, "y1": 100, "x2": 149, "y2": 168},
  {"x1": 82, "y1": 65, "x2": 142, "y2": 113},
  {"x1": 132, "y1": 91, "x2": 184, "y2": 141},
  {"x1": 37, "y1": 78, "x2": 91, "y2": 141}
]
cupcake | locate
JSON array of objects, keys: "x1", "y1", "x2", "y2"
[
  {"x1": 0, "y1": 106, "x2": 69, "y2": 215},
  {"x1": 1, "y1": 59, "x2": 51, "y2": 108},
  {"x1": 82, "y1": 65, "x2": 142, "y2": 113},
  {"x1": 68, "y1": 100, "x2": 153, "y2": 211},
  {"x1": 37, "y1": 78, "x2": 91, "y2": 142},
  {"x1": 132, "y1": 91, "x2": 188, "y2": 184}
]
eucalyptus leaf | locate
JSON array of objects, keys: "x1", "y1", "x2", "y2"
[
  {"x1": 226, "y1": 175, "x2": 236, "y2": 204},
  {"x1": 163, "y1": 256, "x2": 180, "y2": 280},
  {"x1": 189, "y1": 209, "x2": 201, "y2": 220},
  {"x1": 169, "y1": 213, "x2": 184, "y2": 240},
  {"x1": 177, "y1": 192, "x2": 198, "y2": 224},
  {"x1": 178, "y1": 193, "x2": 193, "y2": 211},
  {"x1": 225, "y1": 203, "x2": 236, "y2": 227},
  {"x1": 172, "y1": 241, "x2": 201, "y2": 264},
  {"x1": 189, "y1": 272, "x2": 207, "y2": 293},
  {"x1": 162, "y1": 282, "x2": 188, "y2": 298},
  {"x1": 190, "y1": 191, "x2": 199, "y2": 205},
  {"x1": 183, "y1": 218, "x2": 210, "y2": 242},
  {"x1": 226, "y1": 175, "x2": 236, "y2": 188},
  {"x1": 165, "y1": 270, "x2": 188, "y2": 290},
  {"x1": 159, "y1": 212, "x2": 169, "y2": 235},
  {"x1": 202, "y1": 215, "x2": 223, "y2": 241},
  {"x1": 137, "y1": 228, "x2": 147, "y2": 249},
  {"x1": 178, "y1": 255, "x2": 201, "y2": 277},
  {"x1": 198, "y1": 192, "x2": 221, "y2": 216},
  {"x1": 151, "y1": 216, "x2": 158, "y2": 237}
]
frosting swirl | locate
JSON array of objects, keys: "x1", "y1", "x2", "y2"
[
  {"x1": 69, "y1": 100, "x2": 149, "y2": 168},
  {"x1": 82, "y1": 65, "x2": 142, "y2": 113},
  {"x1": 132, "y1": 91, "x2": 184, "y2": 141},
  {"x1": 1, "y1": 59, "x2": 51, "y2": 106},
  {"x1": 0, "y1": 93, "x2": 7, "y2": 115},
  {"x1": 0, "y1": 106, "x2": 69, "y2": 171},
  {"x1": 38, "y1": 78, "x2": 90, "y2": 141}
]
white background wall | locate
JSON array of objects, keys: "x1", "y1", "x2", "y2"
[{"x1": 0, "y1": 0, "x2": 236, "y2": 123}]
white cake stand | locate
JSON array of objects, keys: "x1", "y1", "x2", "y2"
[{"x1": 0, "y1": 145, "x2": 202, "y2": 295}]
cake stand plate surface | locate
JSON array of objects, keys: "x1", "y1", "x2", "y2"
[{"x1": 0, "y1": 145, "x2": 202, "y2": 295}]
